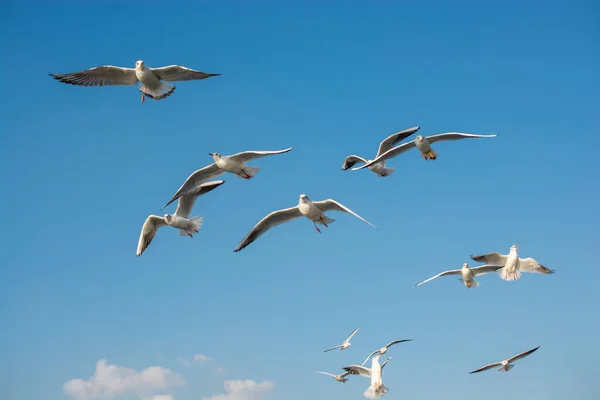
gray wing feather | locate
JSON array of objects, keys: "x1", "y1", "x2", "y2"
[
  {"x1": 342, "y1": 155, "x2": 368, "y2": 170},
  {"x1": 342, "y1": 365, "x2": 372, "y2": 378},
  {"x1": 233, "y1": 206, "x2": 303, "y2": 252},
  {"x1": 150, "y1": 65, "x2": 221, "y2": 82},
  {"x1": 425, "y1": 132, "x2": 498, "y2": 145},
  {"x1": 508, "y1": 346, "x2": 540, "y2": 363},
  {"x1": 174, "y1": 180, "x2": 225, "y2": 218},
  {"x1": 228, "y1": 148, "x2": 292, "y2": 163},
  {"x1": 352, "y1": 141, "x2": 418, "y2": 171},
  {"x1": 415, "y1": 269, "x2": 462, "y2": 286},
  {"x1": 162, "y1": 163, "x2": 225, "y2": 209},
  {"x1": 470, "y1": 252, "x2": 508, "y2": 265},
  {"x1": 469, "y1": 362, "x2": 503, "y2": 374},
  {"x1": 376, "y1": 126, "x2": 420, "y2": 157},
  {"x1": 470, "y1": 265, "x2": 504, "y2": 276},
  {"x1": 518, "y1": 258, "x2": 554, "y2": 275},
  {"x1": 136, "y1": 215, "x2": 167, "y2": 256},
  {"x1": 49, "y1": 66, "x2": 138, "y2": 86},
  {"x1": 312, "y1": 199, "x2": 376, "y2": 228}
]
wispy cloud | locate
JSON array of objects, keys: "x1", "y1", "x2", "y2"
[
  {"x1": 63, "y1": 359, "x2": 184, "y2": 400},
  {"x1": 193, "y1": 354, "x2": 212, "y2": 363},
  {"x1": 202, "y1": 379, "x2": 274, "y2": 400},
  {"x1": 149, "y1": 396, "x2": 174, "y2": 400}
]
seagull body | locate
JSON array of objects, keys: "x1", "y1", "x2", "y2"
[
  {"x1": 233, "y1": 195, "x2": 376, "y2": 252},
  {"x1": 344, "y1": 354, "x2": 389, "y2": 399},
  {"x1": 471, "y1": 245, "x2": 554, "y2": 281},
  {"x1": 342, "y1": 126, "x2": 420, "y2": 177},
  {"x1": 362, "y1": 339, "x2": 412, "y2": 366},
  {"x1": 351, "y1": 132, "x2": 498, "y2": 170},
  {"x1": 162, "y1": 148, "x2": 292, "y2": 209},
  {"x1": 469, "y1": 346, "x2": 540, "y2": 374},
  {"x1": 49, "y1": 60, "x2": 220, "y2": 103},
  {"x1": 314, "y1": 370, "x2": 351, "y2": 383},
  {"x1": 415, "y1": 263, "x2": 503, "y2": 288},
  {"x1": 324, "y1": 327, "x2": 359, "y2": 352},
  {"x1": 136, "y1": 180, "x2": 225, "y2": 256}
]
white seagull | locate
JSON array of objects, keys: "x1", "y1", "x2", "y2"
[
  {"x1": 162, "y1": 148, "x2": 292, "y2": 208},
  {"x1": 323, "y1": 328, "x2": 360, "y2": 352},
  {"x1": 341, "y1": 126, "x2": 420, "y2": 177},
  {"x1": 344, "y1": 354, "x2": 389, "y2": 399},
  {"x1": 233, "y1": 194, "x2": 376, "y2": 252},
  {"x1": 415, "y1": 263, "x2": 503, "y2": 289},
  {"x1": 351, "y1": 132, "x2": 498, "y2": 170},
  {"x1": 314, "y1": 370, "x2": 352, "y2": 383},
  {"x1": 470, "y1": 244, "x2": 554, "y2": 281},
  {"x1": 361, "y1": 339, "x2": 412, "y2": 366},
  {"x1": 469, "y1": 345, "x2": 540, "y2": 374},
  {"x1": 49, "y1": 60, "x2": 220, "y2": 103},
  {"x1": 136, "y1": 180, "x2": 225, "y2": 256}
]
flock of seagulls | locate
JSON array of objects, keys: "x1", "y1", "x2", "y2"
[{"x1": 50, "y1": 61, "x2": 555, "y2": 398}]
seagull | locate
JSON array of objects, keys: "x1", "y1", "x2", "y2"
[
  {"x1": 415, "y1": 263, "x2": 503, "y2": 289},
  {"x1": 341, "y1": 126, "x2": 420, "y2": 177},
  {"x1": 314, "y1": 370, "x2": 352, "y2": 383},
  {"x1": 470, "y1": 244, "x2": 554, "y2": 281},
  {"x1": 162, "y1": 148, "x2": 292, "y2": 209},
  {"x1": 233, "y1": 195, "x2": 376, "y2": 252},
  {"x1": 351, "y1": 132, "x2": 498, "y2": 170},
  {"x1": 49, "y1": 60, "x2": 220, "y2": 103},
  {"x1": 323, "y1": 328, "x2": 360, "y2": 352},
  {"x1": 361, "y1": 339, "x2": 412, "y2": 366},
  {"x1": 469, "y1": 346, "x2": 540, "y2": 374},
  {"x1": 136, "y1": 180, "x2": 225, "y2": 256},
  {"x1": 344, "y1": 354, "x2": 389, "y2": 399}
]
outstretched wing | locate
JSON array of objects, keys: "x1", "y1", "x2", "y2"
[
  {"x1": 361, "y1": 350, "x2": 379, "y2": 366},
  {"x1": 233, "y1": 207, "x2": 303, "y2": 252},
  {"x1": 49, "y1": 66, "x2": 138, "y2": 86},
  {"x1": 376, "y1": 126, "x2": 420, "y2": 157},
  {"x1": 352, "y1": 141, "x2": 418, "y2": 171},
  {"x1": 344, "y1": 327, "x2": 360, "y2": 343},
  {"x1": 470, "y1": 252, "x2": 507, "y2": 265},
  {"x1": 508, "y1": 346, "x2": 540, "y2": 363},
  {"x1": 342, "y1": 365, "x2": 372, "y2": 378},
  {"x1": 342, "y1": 155, "x2": 368, "y2": 170},
  {"x1": 426, "y1": 132, "x2": 498, "y2": 145},
  {"x1": 162, "y1": 163, "x2": 225, "y2": 209},
  {"x1": 470, "y1": 265, "x2": 504, "y2": 276},
  {"x1": 314, "y1": 370, "x2": 336, "y2": 378},
  {"x1": 468, "y1": 362, "x2": 503, "y2": 374},
  {"x1": 518, "y1": 258, "x2": 554, "y2": 275},
  {"x1": 415, "y1": 269, "x2": 462, "y2": 286},
  {"x1": 323, "y1": 345, "x2": 343, "y2": 352},
  {"x1": 150, "y1": 65, "x2": 221, "y2": 82},
  {"x1": 228, "y1": 148, "x2": 293, "y2": 163},
  {"x1": 384, "y1": 339, "x2": 412, "y2": 349},
  {"x1": 312, "y1": 199, "x2": 376, "y2": 228},
  {"x1": 136, "y1": 215, "x2": 167, "y2": 256},
  {"x1": 175, "y1": 180, "x2": 225, "y2": 218}
]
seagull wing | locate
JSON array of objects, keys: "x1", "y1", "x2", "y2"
[
  {"x1": 376, "y1": 126, "x2": 420, "y2": 157},
  {"x1": 351, "y1": 141, "x2": 417, "y2": 171},
  {"x1": 342, "y1": 155, "x2": 368, "y2": 170},
  {"x1": 518, "y1": 258, "x2": 554, "y2": 275},
  {"x1": 470, "y1": 252, "x2": 508, "y2": 265},
  {"x1": 415, "y1": 269, "x2": 462, "y2": 286},
  {"x1": 49, "y1": 66, "x2": 138, "y2": 86},
  {"x1": 342, "y1": 365, "x2": 372, "y2": 378},
  {"x1": 344, "y1": 327, "x2": 360, "y2": 343},
  {"x1": 175, "y1": 180, "x2": 225, "y2": 218},
  {"x1": 508, "y1": 346, "x2": 540, "y2": 363},
  {"x1": 314, "y1": 370, "x2": 336, "y2": 378},
  {"x1": 361, "y1": 350, "x2": 380, "y2": 366},
  {"x1": 384, "y1": 339, "x2": 412, "y2": 349},
  {"x1": 469, "y1": 361, "x2": 503, "y2": 374},
  {"x1": 228, "y1": 148, "x2": 293, "y2": 163},
  {"x1": 381, "y1": 357, "x2": 392, "y2": 370},
  {"x1": 136, "y1": 215, "x2": 167, "y2": 256},
  {"x1": 150, "y1": 65, "x2": 221, "y2": 82},
  {"x1": 312, "y1": 199, "x2": 376, "y2": 228},
  {"x1": 162, "y1": 163, "x2": 225, "y2": 209},
  {"x1": 233, "y1": 206, "x2": 303, "y2": 252},
  {"x1": 323, "y1": 345, "x2": 343, "y2": 352},
  {"x1": 470, "y1": 265, "x2": 504, "y2": 276},
  {"x1": 425, "y1": 132, "x2": 498, "y2": 145}
]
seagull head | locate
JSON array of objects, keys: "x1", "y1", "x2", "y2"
[
  {"x1": 462, "y1": 263, "x2": 469, "y2": 269},
  {"x1": 299, "y1": 194, "x2": 309, "y2": 202},
  {"x1": 135, "y1": 60, "x2": 145, "y2": 69},
  {"x1": 416, "y1": 135, "x2": 425, "y2": 143},
  {"x1": 164, "y1": 214, "x2": 173, "y2": 223},
  {"x1": 511, "y1": 244, "x2": 519, "y2": 251},
  {"x1": 208, "y1": 153, "x2": 221, "y2": 160}
]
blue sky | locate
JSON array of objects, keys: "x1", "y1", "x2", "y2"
[{"x1": 1, "y1": 1, "x2": 599, "y2": 399}]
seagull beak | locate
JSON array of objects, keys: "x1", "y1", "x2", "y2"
[{"x1": 208, "y1": 153, "x2": 214, "y2": 156}]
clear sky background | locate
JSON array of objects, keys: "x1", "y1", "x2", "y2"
[{"x1": 1, "y1": 1, "x2": 599, "y2": 399}]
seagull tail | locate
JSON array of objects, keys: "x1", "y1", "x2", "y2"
[
  {"x1": 239, "y1": 165, "x2": 260, "y2": 179},
  {"x1": 322, "y1": 216, "x2": 335, "y2": 225},
  {"x1": 497, "y1": 267, "x2": 521, "y2": 281},
  {"x1": 363, "y1": 384, "x2": 385, "y2": 399},
  {"x1": 375, "y1": 167, "x2": 396, "y2": 177},
  {"x1": 179, "y1": 216, "x2": 203, "y2": 236},
  {"x1": 500, "y1": 364, "x2": 514, "y2": 372},
  {"x1": 459, "y1": 278, "x2": 480, "y2": 288},
  {"x1": 139, "y1": 82, "x2": 176, "y2": 100}
]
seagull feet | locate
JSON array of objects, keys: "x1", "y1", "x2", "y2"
[
  {"x1": 193, "y1": 229, "x2": 199, "y2": 233},
  {"x1": 313, "y1": 222, "x2": 322, "y2": 234},
  {"x1": 185, "y1": 230, "x2": 193, "y2": 238},
  {"x1": 466, "y1": 283, "x2": 471, "y2": 288}
]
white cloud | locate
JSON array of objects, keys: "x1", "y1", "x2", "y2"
[
  {"x1": 150, "y1": 396, "x2": 174, "y2": 400},
  {"x1": 202, "y1": 379, "x2": 274, "y2": 400},
  {"x1": 177, "y1": 357, "x2": 191, "y2": 366},
  {"x1": 63, "y1": 359, "x2": 184, "y2": 400},
  {"x1": 193, "y1": 354, "x2": 212, "y2": 362}
]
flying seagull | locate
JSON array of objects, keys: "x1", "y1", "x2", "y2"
[
  {"x1": 49, "y1": 60, "x2": 220, "y2": 103},
  {"x1": 470, "y1": 244, "x2": 554, "y2": 281},
  {"x1": 352, "y1": 132, "x2": 498, "y2": 170},
  {"x1": 341, "y1": 126, "x2": 420, "y2": 177},
  {"x1": 314, "y1": 370, "x2": 352, "y2": 383},
  {"x1": 469, "y1": 346, "x2": 540, "y2": 374},
  {"x1": 324, "y1": 328, "x2": 360, "y2": 352},
  {"x1": 361, "y1": 339, "x2": 412, "y2": 366},
  {"x1": 233, "y1": 194, "x2": 376, "y2": 252},
  {"x1": 415, "y1": 263, "x2": 503, "y2": 289},
  {"x1": 136, "y1": 180, "x2": 225, "y2": 256},
  {"x1": 344, "y1": 354, "x2": 389, "y2": 399},
  {"x1": 162, "y1": 148, "x2": 292, "y2": 209}
]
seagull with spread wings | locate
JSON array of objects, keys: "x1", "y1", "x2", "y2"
[
  {"x1": 469, "y1": 346, "x2": 540, "y2": 374},
  {"x1": 415, "y1": 263, "x2": 503, "y2": 289},
  {"x1": 471, "y1": 244, "x2": 554, "y2": 281},
  {"x1": 361, "y1": 339, "x2": 412, "y2": 366},
  {"x1": 136, "y1": 180, "x2": 225, "y2": 256},
  {"x1": 49, "y1": 60, "x2": 220, "y2": 103},
  {"x1": 313, "y1": 370, "x2": 352, "y2": 383},
  {"x1": 323, "y1": 328, "x2": 360, "y2": 352},
  {"x1": 351, "y1": 132, "x2": 498, "y2": 170},
  {"x1": 344, "y1": 354, "x2": 390, "y2": 399},
  {"x1": 162, "y1": 148, "x2": 292, "y2": 209},
  {"x1": 233, "y1": 194, "x2": 376, "y2": 252},
  {"x1": 341, "y1": 126, "x2": 420, "y2": 177}
]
